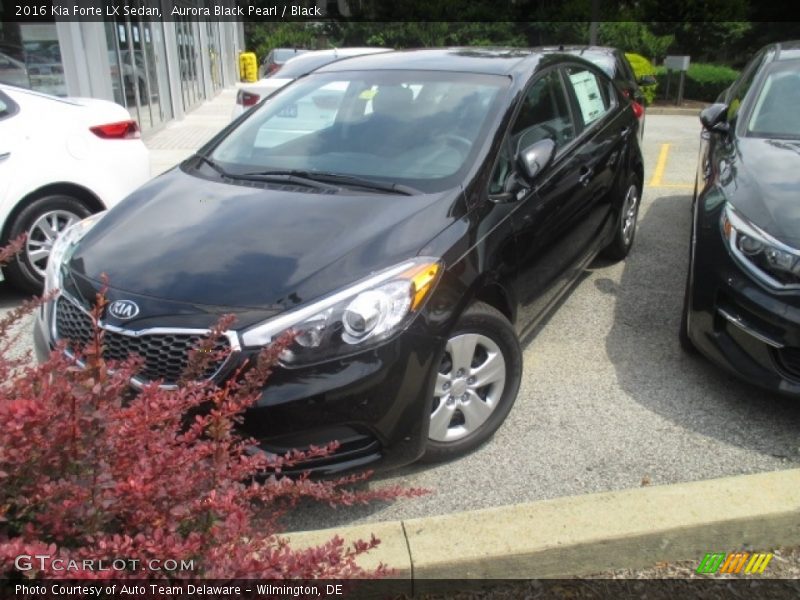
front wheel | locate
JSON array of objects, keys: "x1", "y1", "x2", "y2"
[
  {"x1": 421, "y1": 302, "x2": 522, "y2": 463},
  {"x1": 602, "y1": 175, "x2": 641, "y2": 261},
  {"x1": 4, "y1": 195, "x2": 92, "y2": 294}
]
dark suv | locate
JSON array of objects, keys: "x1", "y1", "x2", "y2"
[{"x1": 35, "y1": 49, "x2": 644, "y2": 474}]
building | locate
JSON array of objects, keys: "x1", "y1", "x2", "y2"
[{"x1": 0, "y1": 7, "x2": 244, "y2": 135}]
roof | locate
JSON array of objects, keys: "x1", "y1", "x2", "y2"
[
  {"x1": 535, "y1": 45, "x2": 617, "y2": 56},
  {"x1": 318, "y1": 48, "x2": 538, "y2": 76},
  {"x1": 774, "y1": 41, "x2": 800, "y2": 62}
]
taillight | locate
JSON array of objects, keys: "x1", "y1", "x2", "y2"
[
  {"x1": 631, "y1": 101, "x2": 645, "y2": 120},
  {"x1": 236, "y1": 90, "x2": 261, "y2": 107},
  {"x1": 90, "y1": 120, "x2": 140, "y2": 140},
  {"x1": 267, "y1": 63, "x2": 281, "y2": 76}
]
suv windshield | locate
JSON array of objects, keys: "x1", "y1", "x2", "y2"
[
  {"x1": 210, "y1": 69, "x2": 509, "y2": 193},
  {"x1": 747, "y1": 62, "x2": 800, "y2": 139}
]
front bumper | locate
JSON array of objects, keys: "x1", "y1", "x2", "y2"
[
  {"x1": 33, "y1": 298, "x2": 444, "y2": 476},
  {"x1": 686, "y1": 201, "x2": 800, "y2": 396}
]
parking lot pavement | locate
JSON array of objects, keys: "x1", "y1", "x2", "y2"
[
  {"x1": 2, "y1": 114, "x2": 799, "y2": 532},
  {"x1": 145, "y1": 87, "x2": 239, "y2": 175}
]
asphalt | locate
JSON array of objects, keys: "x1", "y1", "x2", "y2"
[{"x1": 2, "y1": 88, "x2": 799, "y2": 580}]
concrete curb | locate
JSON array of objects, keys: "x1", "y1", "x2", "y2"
[
  {"x1": 648, "y1": 106, "x2": 703, "y2": 116},
  {"x1": 287, "y1": 469, "x2": 800, "y2": 590}
]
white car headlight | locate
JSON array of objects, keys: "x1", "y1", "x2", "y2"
[
  {"x1": 241, "y1": 257, "x2": 442, "y2": 365},
  {"x1": 44, "y1": 211, "x2": 107, "y2": 294},
  {"x1": 721, "y1": 203, "x2": 800, "y2": 288}
]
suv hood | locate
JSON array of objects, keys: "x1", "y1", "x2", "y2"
[
  {"x1": 728, "y1": 138, "x2": 800, "y2": 247},
  {"x1": 69, "y1": 166, "x2": 457, "y2": 311}
]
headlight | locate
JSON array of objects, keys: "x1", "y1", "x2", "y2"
[
  {"x1": 44, "y1": 211, "x2": 107, "y2": 294},
  {"x1": 241, "y1": 257, "x2": 442, "y2": 365},
  {"x1": 721, "y1": 203, "x2": 800, "y2": 288}
]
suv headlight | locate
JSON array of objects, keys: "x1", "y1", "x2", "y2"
[
  {"x1": 721, "y1": 203, "x2": 800, "y2": 288},
  {"x1": 241, "y1": 257, "x2": 442, "y2": 365},
  {"x1": 44, "y1": 211, "x2": 107, "y2": 295}
]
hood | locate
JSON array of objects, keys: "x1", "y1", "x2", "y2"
[
  {"x1": 69, "y1": 166, "x2": 459, "y2": 313},
  {"x1": 727, "y1": 137, "x2": 800, "y2": 247}
]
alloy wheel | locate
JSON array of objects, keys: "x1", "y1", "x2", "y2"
[
  {"x1": 620, "y1": 184, "x2": 640, "y2": 246},
  {"x1": 26, "y1": 210, "x2": 81, "y2": 277},
  {"x1": 429, "y1": 333, "x2": 507, "y2": 443}
]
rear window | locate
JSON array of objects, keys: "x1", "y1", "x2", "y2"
[
  {"x1": 275, "y1": 54, "x2": 335, "y2": 78},
  {"x1": 273, "y1": 49, "x2": 304, "y2": 63}
]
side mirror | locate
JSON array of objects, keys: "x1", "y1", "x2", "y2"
[
  {"x1": 638, "y1": 75, "x2": 657, "y2": 86},
  {"x1": 700, "y1": 103, "x2": 730, "y2": 134},
  {"x1": 518, "y1": 138, "x2": 556, "y2": 182}
]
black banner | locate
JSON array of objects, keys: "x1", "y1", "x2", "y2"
[
  {"x1": 3, "y1": 579, "x2": 800, "y2": 600},
  {"x1": 2, "y1": 0, "x2": 800, "y2": 23}
]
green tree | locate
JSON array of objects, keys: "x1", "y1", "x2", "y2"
[
  {"x1": 244, "y1": 22, "x2": 322, "y2": 61},
  {"x1": 599, "y1": 22, "x2": 674, "y2": 62}
]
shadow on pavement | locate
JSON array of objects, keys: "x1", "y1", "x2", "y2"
[{"x1": 603, "y1": 193, "x2": 800, "y2": 463}]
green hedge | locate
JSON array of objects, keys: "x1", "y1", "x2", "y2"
[
  {"x1": 655, "y1": 63, "x2": 740, "y2": 102},
  {"x1": 624, "y1": 53, "x2": 657, "y2": 105}
]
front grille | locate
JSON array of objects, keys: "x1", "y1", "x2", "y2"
[
  {"x1": 55, "y1": 297, "x2": 231, "y2": 386},
  {"x1": 773, "y1": 347, "x2": 800, "y2": 381}
]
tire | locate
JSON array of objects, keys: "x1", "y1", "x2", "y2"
[
  {"x1": 602, "y1": 174, "x2": 641, "y2": 261},
  {"x1": 4, "y1": 194, "x2": 92, "y2": 294},
  {"x1": 679, "y1": 282, "x2": 697, "y2": 354},
  {"x1": 680, "y1": 237, "x2": 698, "y2": 355},
  {"x1": 421, "y1": 302, "x2": 522, "y2": 463}
]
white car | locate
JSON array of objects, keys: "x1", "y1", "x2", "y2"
[
  {"x1": 231, "y1": 47, "x2": 391, "y2": 119},
  {"x1": 0, "y1": 84, "x2": 150, "y2": 293}
]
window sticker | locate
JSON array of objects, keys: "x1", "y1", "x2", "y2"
[{"x1": 569, "y1": 70, "x2": 605, "y2": 125}]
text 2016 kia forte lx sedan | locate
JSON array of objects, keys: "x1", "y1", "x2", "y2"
[{"x1": 34, "y1": 49, "x2": 644, "y2": 474}]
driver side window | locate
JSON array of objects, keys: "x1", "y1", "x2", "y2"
[{"x1": 489, "y1": 70, "x2": 574, "y2": 194}]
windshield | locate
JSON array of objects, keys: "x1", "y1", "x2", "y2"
[
  {"x1": 210, "y1": 70, "x2": 509, "y2": 193},
  {"x1": 747, "y1": 63, "x2": 800, "y2": 139}
]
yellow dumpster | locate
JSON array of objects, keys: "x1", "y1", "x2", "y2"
[{"x1": 239, "y1": 52, "x2": 258, "y2": 82}]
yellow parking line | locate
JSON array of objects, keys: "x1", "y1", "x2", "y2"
[
  {"x1": 645, "y1": 183, "x2": 695, "y2": 189},
  {"x1": 649, "y1": 143, "x2": 671, "y2": 187}
]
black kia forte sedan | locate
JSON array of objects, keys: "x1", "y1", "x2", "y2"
[
  {"x1": 35, "y1": 49, "x2": 644, "y2": 474},
  {"x1": 682, "y1": 41, "x2": 800, "y2": 394}
]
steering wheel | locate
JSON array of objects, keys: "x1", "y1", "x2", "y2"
[{"x1": 440, "y1": 134, "x2": 473, "y2": 154}]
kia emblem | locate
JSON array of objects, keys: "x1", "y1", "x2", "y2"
[{"x1": 108, "y1": 300, "x2": 140, "y2": 320}]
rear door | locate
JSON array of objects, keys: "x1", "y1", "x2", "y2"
[
  {"x1": 498, "y1": 67, "x2": 591, "y2": 334},
  {"x1": 560, "y1": 62, "x2": 628, "y2": 251}
]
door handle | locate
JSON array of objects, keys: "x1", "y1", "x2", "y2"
[
  {"x1": 578, "y1": 167, "x2": 593, "y2": 186},
  {"x1": 620, "y1": 126, "x2": 631, "y2": 138},
  {"x1": 0, "y1": 152, "x2": 9, "y2": 162}
]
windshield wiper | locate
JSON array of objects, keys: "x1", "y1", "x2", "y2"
[
  {"x1": 241, "y1": 170, "x2": 420, "y2": 196},
  {"x1": 195, "y1": 154, "x2": 230, "y2": 177},
  {"x1": 227, "y1": 169, "x2": 339, "y2": 191}
]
